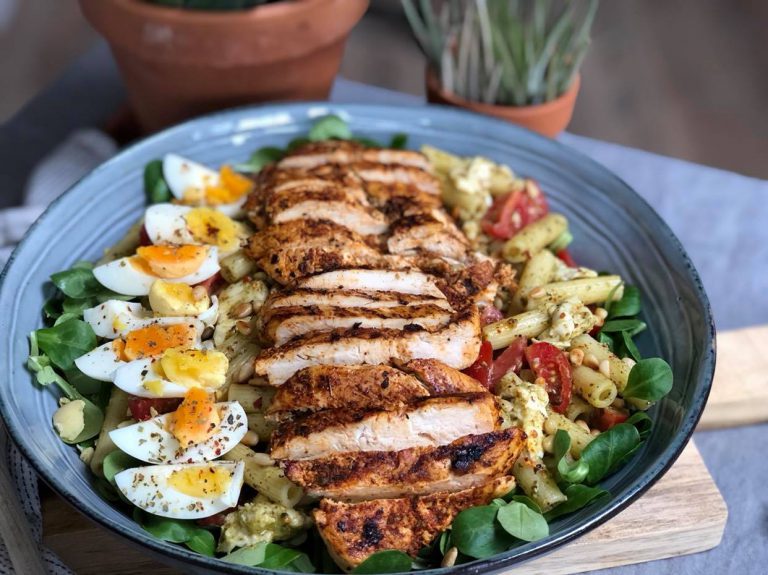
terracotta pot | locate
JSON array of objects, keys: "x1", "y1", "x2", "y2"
[
  {"x1": 79, "y1": 0, "x2": 369, "y2": 132},
  {"x1": 426, "y1": 68, "x2": 580, "y2": 138}
]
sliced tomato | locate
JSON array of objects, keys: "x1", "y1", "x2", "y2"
[
  {"x1": 524, "y1": 341, "x2": 573, "y2": 413},
  {"x1": 556, "y1": 248, "x2": 577, "y2": 267},
  {"x1": 127, "y1": 396, "x2": 182, "y2": 422},
  {"x1": 594, "y1": 407, "x2": 629, "y2": 431},
  {"x1": 194, "y1": 271, "x2": 223, "y2": 296},
  {"x1": 481, "y1": 181, "x2": 549, "y2": 240},
  {"x1": 138, "y1": 226, "x2": 152, "y2": 247},
  {"x1": 490, "y1": 336, "x2": 527, "y2": 390},
  {"x1": 480, "y1": 305, "x2": 504, "y2": 326},
  {"x1": 463, "y1": 340, "x2": 494, "y2": 389}
]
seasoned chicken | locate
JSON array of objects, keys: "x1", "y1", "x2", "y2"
[
  {"x1": 401, "y1": 359, "x2": 488, "y2": 394},
  {"x1": 314, "y1": 476, "x2": 516, "y2": 570},
  {"x1": 269, "y1": 393, "x2": 500, "y2": 460},
  {"x1": 387, "y1": 209, "x2": 470, "y2": 260},
  {"x1": 296, "y1": 269, "x2": 445, "y2": 299},
  {"x1": 282, "y1": 429, "x2": 524, "y2": 500},
  {"x1": 247, "y1": 220, "x2": 404, "y2": 285},
  {"x1": 252, "y1": 307, "x2": 481, "y2": 385},
  {"x1": 279, "y1": 141, "x2": 432, "y2": 172},
  {"x1": 263, "y1": 303, "x2": 453, "y2": 345},
  {"x1": 266, "y1": 365, "x2": 431, "y2": 419},
  {"x1": 262, "y1": 288, "x2": 453, "y2": 312},
  {"x1": 351, "y1": 162, "x2": 441, "y2": 196},
  {"x1": 364, "y1": 181, "x2": 443, "y2": 219}
]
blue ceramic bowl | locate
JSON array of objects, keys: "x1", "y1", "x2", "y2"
[{"x1": 0, "y1": 103, "x2": 715, "y2": 574}]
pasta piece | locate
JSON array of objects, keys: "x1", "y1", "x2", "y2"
[
  {"x1": 512, "y1": 452, "x2": 567, "y2": 512},
  {"x1": 89, "y1": 388, "x2": 130, "y2": 477},
  {"x1": 222, "y1": 444, "x2": 303, "y2": 508},
  {"x1": 483, "y1": 309, "x2": 550, "y2": 350},
  {"x1": 526, "y1": 275, "x2": 624, "y2": 309},
  {"x1": 572, "y1": 365, "x2": 617, "y2": 408},
  {"x1": 228, "y1": 384, "x2": 275, "y2": 413},
  {"x1": 544, "y1": 412, "x2": 595, "y2": 457},
  {"x1": 570, "y1": 333, "x2": 632, "y2": 392},
  {"x1": 511, "y1": 249, "x2": 559, "y2": 312},
  {"x1": 502, "y1": 214, "x2": 568, "y2": 263},
  {"x1": 220, "y1": 249, "x2": 259, "y2": 283},
  {"x1": 247, "y1": 413, "x2": 277, "y2": 442},
  {"x1": 565, "y1": 395, "x2": 596, "y2": 422}
]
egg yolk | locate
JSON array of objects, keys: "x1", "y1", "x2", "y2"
[
  {"x1": 167, "y1": 465, "x2": 232, "y2": 498},
  {"x1": 185, "y1": 208, "x2": 241, "y2": 252},
  {"x1": 123, "y1": 323, "x2": 198, "y2": 361},
  {"x1": 149, "y1": 280, "x2": 210, "y2": 317},
  {"x1": 203, "y1": 166, "x2": 253, "y2": 205},
  {"x1": 159, "y1": 348, "x2": 228, "y2": 390},
  {"x1": 112, "y1": 339, "x2": 127, "y2": 361},
  {"x1": 170, "y1": 387, "x2": 220, "y2": 447},
  {"x1": 135, "y1": 245, "x2": 208, "y2": 279}
]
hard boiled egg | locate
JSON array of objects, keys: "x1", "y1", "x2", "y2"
[
  {"x1": 92, "y1": 245, "x2": 220, "y2": 296},
  {"x1": 82, "y1": 300, "x2": 212, "y2": 339},
  {"x1": 114, "y1": 461, "x2": 244, "y2": 519},
  {"x1": 113, "y1": 348, "x2": 229, "y2": 398},
  {"x1": 74, "y1": 322, "x2": 204, "y2": 382},
  {"x1": 163, "y1": 154, "x2": 253, "y2": 217},
  {"x1": 108, "y1": 401, "x2": 247, "y2": 464},
  {"x1": 144, "y1": 204, "x2": 246, "y2": 257}
]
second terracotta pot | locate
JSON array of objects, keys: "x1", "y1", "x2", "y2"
[
  {"x1": 426, "y1": 69, "x2": 580, "y2": 138},
  {"x1": 79, "y1": 0, "x2": 369, "y2": 132}
]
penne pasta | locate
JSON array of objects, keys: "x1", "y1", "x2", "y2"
[
  {"x1": 247, "y1": 413, "x2": 277, "y2": 442},
  {"x1": 544, "y1": 412, "x2": 595, "y2": 457},
  {"x1": 223, "y1": 444, "x2": 303, "y2": 508},
  {"x1": 571, "y1": 365, "x2": 618, "y2": 408},
  {"x1": 503, "y1": 213, "x2": 568, "y2": 263},
  {"x1": 565, "y1": 395, "x2": 596, "y2": 422},
  {"x1": 570, "y1": 333, "x2": 632, "y2": 392},
  {"x1": 228, "y1": 384, "x2": 275, "y2": 414},
  {"x1": 513, "y1": 453, "x2": 567, "y2": 512},
  {"x1": 89, "y1": 388, "x2": 130, "y2": 478},
  {"x1": 220, "y1": 249, "x2": 259, "y2": 283},
  {"x1": 511, "y1": 249, "x2": 559, "y2": 312},
  {"x1": 483, "y1": 309, "x2": 550, "y2": 349},
  {"x1": 526, "y1": 275, "x2": 624, "y2": 309}
]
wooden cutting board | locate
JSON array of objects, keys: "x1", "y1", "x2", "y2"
[{"x1": 39, "y1": 326, "x2": 767, "y2": 575}]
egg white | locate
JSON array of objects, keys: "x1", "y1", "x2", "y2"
[
  {"x1": 82, "y1": 300, "x2": 209, "y2": 339},
  {"x1": 109, "y1": 402, "x2": 247, "y2": 464},
  {"x1": 112, "y1": 356, "x2": 224, "y2": 398},
  {"x1": 92, "y1": 246, "x2": 220, "y2": 296},
  {"x1": 163, "y1": 154, "x2": 245, "y2": 217},
  {"x1": 114, "y1": 461, "x2": 244, "y2": 519}
]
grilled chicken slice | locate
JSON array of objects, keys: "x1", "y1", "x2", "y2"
[
  {"x1": 270, "y1": 392, "x2": 500, "y2": 460},
  {"x1": 401, "y1": 359, "x2": 488, "y2": 394},
  {"x1": 296, "y1": 269, "x2": 445, "y2": 299},
  {"x1": 263, "y1": 304, "x2": 453, "y2": 345},
  {"x1": 314, "y1": 476, "x2": 516, "y2": 570},
  {"x1": 387, "y1": 210, "x2": 470, "y2": 260},
  {"x1": 279, "y1": 141, "x2": 432, "y2": 172},
  {"x1": 247, "y1": 220, "x2": 403, "y2": 285},
  {"x1": 252, "y1": 307, "x2": 481, "y2": 385},
  {"x1": 364, "y1": 181, "x2": 443, "y2": 218},
  {"x1": 266, "y1": 365, "x2": 430, "y2": 419},
  {"x1": 262, "y1": 288, "x2": 453, "y2": 312},
  {"x1": 351, "y1": 162, "x2": 441, "y2": 195},
  {"x1": 282, "y1": 429, "x2": 524, "y2": 500}
]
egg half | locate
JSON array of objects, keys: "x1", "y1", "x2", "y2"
[
  {"x1": 93, "y1": 245, "x2": 220, "y2": 297},
  {"x1": 109, "y1": 401, "x2": 247, "y2": 464},
  {"x1": 144, "y1": 204, "x2": 246, "y2": 257},
  {"x1": 112, "y1": 348, "x2": 229, "y2": 398},
  {"x1": 82, "y1": 299, "x2": 215, "y2": 339},
  {"x1": 163, "y1": 154, "x2": 253, "y2": 217},
  {"x1": 114, "y1": 461, "x2": 244, "y2": 519}
]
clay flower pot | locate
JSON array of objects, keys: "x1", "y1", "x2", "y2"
[
  {"x1": 79, "y1": 0, "x2": 369, "y2": 132},
  {"x1": 426, "y1": 68, "x2": 580, "y2": 138}
]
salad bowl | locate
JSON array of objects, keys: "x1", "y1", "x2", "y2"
[{"x1": 0, "y1": 103, "x2": 715, "y2": 574}]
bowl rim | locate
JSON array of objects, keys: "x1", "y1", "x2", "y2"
[{"x1": 0, "y1": 101, "x2": 716, "y2": 575}]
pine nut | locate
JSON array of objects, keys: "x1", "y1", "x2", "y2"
[
  {"x1": 237, "y1": 360, "x2": 255, "y2": 383},
  {"x1": 583, "y1": 353, "x2": 600, "y2": 369},
  {"x1": 192, "y1": 285, "x2": 208, "y2": 301},
  {"x1": 250, "y1": 452, "x2": 274, "y2": 466},
  {"x1": 441, "y1": 547, "x2": 458, "y2": 568},
  {"x1": 594, "y1": 307, "x2": 608, "y2": 320},
  {"x1": 612, "y1": 397, "x2": 625, "y2": 408},
  {"x1": 591, "y1": 428, "x2": 601, "y2": 436},
  {"x1": 623, "y1": 357, "x2": 637, "y2": 369},
  {"x1": 575, "y1": 419, "x2": 590, "y2": 432},
  {"x1": 240, "y1": 430, "x2": 260, "y2": 447},
  {"x1": 149, "y1": 406, "x2": 159, "y2": 418},
  {"x1": 598, "y1": 359, "x2": 611, "y2": 378},
  {"x1": 529, "y1": 287, "x2": 545, "y2": 299},
  {"x1": 542, "y1": 435, "x2": 554, "y2": 453},
  {"x1": 569, "y1": 348, "x2": 585, "y2": 366},
  {"x1": 231, "y1": 302, "x2": 253, "y2": 319},
  {"x1": 236, "y1": 320, "x2": 252, "y2": 336}
]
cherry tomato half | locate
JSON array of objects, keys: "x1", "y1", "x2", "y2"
[{"x1": 525, "y1": 341, "x2": 573, "y2": 413}]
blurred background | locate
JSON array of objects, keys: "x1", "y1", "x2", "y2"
[{"x1": 1, "y1": 0, "x2": 765, "y2": 178}]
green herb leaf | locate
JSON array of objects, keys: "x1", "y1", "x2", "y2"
[
  {"x1": 451, "y1": 505, "x2": 513, "y2": 559},
  {"x1": 352, "y1": 550, "x2": 411, "y2": 573},
  {"x1": 620, "y1": 330, "x2": 642, "y2": 362},
  {"x1": 552, "y1": 429, "x2": 589, "y2": 484},
  {"x1": 185, "y1": 528, "x2": 216, "y2": 557},
  {"x1": 600, "y1": 319, "x2": 646, "y2": 334},
  {"x1": 608, "y1": 285, "x2": 641, "y2": 318},
  {"x1": 102, "y1": 450, "x2": 141, "y2": 485},
  {"x1": 509, "y1": 495, "x2": 541, "y2": 514},
  {"x1": 35, "y1": 319, "x2": 96, "y2": 370},
  {"x1": 287, "y1": 137, "x2": 311, "y2": 151},
  {"x1": 51, "y1": 266, "x2": 103, "y2": 299},
  {"x1": 236, "y1": 146, "x2": 285, "y2": 173},
  {"x1": 544, "y1": 484, "x2": 609, "y2": 521},
  {"x1": 223, "y1": 542, "x2": 268, "y2": 565},
  {"x1": 308, "y1": 115, "x2": 352, "y2": 142},
  {"x1": 579, "y1": 423, "x2": 641, "y2": 484},
  {"x1": 496, "y1": 501, "x2": 549, "y2": 542},
  {"x1": 144, "y1": 159, "x2": 172, "y2": 204},
  {"x1": 134, "y1": 509, "x2": 216, "y2": 556},
  {"x1": 389, "y1": 133, "x2": 409, "y2": 149},
  {"x1": 597, "y1": 331, "x2": 615, "y2": 352},
  {"x1": 438, "y1": 530, "x2": 452, "y2": 554},
  {"x1": 623, "y1": 358, "x2": 673, "y2": 402},
  {"x1": 625, "y1": 411, "x2": 653, "y2": 440},
  {"x1": 43, "y1": 297, "x2": 61, "y2": 320}
]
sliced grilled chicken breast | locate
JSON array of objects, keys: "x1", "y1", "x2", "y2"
[
  {"x1": 270, "y1": 393, "x2": 500, "y2": 460},
  {"x1": 314, "y1": 475, "x2": 516, "y2": 570},
  {"x1": 351, "y1": 162, "x2": 441, "y2": 195},
  {"x1": 282, "y1": 429, "x2": 524, "y2": 500},
  {"x1": 252, "y1": 308, "x2": 481, "y2": 385},
  {"x1": 264, "y1": 304, "x2": 453, "y2": 345},
  {"x1": 263, "y1": 288, "x2": 453, "y2": 312},
  {"x1": 401, "y1": 359, "x2": 488, "y2": 394},
  {"x1": 296, "y1": 269, "x2": 445, "y2": 299},
  {"x1": 266, "y1": 365, "x2": 430, "y2": 419},
  {"x1": 387, "y1": 210, "x2": 470, "y2": 260},
  {"x1": 279, "y1": 141, "x2": 432, "y2": 172}
]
